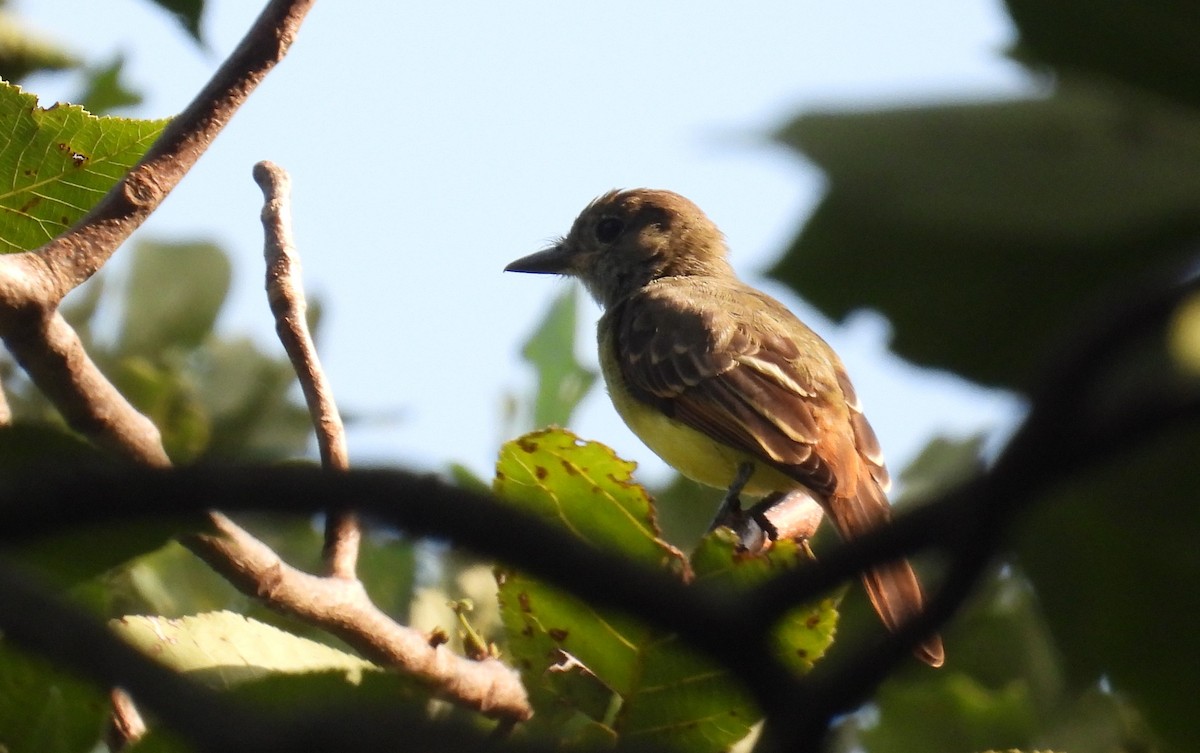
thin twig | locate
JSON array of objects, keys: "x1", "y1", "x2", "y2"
[{"x1": 253, "y1": 160, "x2": 359, "y2": 578}]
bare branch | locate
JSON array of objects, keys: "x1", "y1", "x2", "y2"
[
  {"x1": 183, "y1": 512, "x2": 532, "y2": 722},
  {"x1": 253, "y1": 160, "x2": 359, "y2": 578},
  {"x1": 3, "y1": 312, "x2": 169, "y2": 465},
  {"x1": 21, "y1": 0, "x2": 317, "y2": 301},
  {"x1": 0, "y1": 0, "x2": 318, "y2": 462}
]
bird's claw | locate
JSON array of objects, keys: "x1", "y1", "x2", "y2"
[{"x1": 708, "y1": 463, "x2": 778, "y2": 553}]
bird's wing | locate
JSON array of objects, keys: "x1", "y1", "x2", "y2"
[{"x1": 611, "y1": 280, "x2": 881, "y2": 496}]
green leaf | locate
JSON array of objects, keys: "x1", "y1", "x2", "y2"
[
  {"x1": 692, "y1": 532, "x2": 839, "y2": 675},
  {"x1": 76, "y1": 54, "x2": 144, "y2": 115},
  {"x1": 111, "y1": 611, "x2": 379, "y2": 689},
  {"x1": 118, "y1": 239, "x2": 231, "y2": 356},
  {"x1": 148, "y1": 0, "x2": 206, "y2": 45},
  {"x1": 1013, "y1": 425, "x2": 1200, "y2": 750},
  {"x1": 110, "y1": 354, "x2": 211, "y2": 463},
  {"x1": 0, "y1": 81, "x2": 168, "y2": 253},
  {"x1": 861, "y1": 673, "x2": 1038, "y2": 753},
  {"x1": 520, "y1": 285, "x2": 597, "y2": 428},
  {"x1": 129, "y1": 673, "x2": 428, "y2": 753},
  {"x1": 493, "y1": 429, "x2": 837, "y2": 751},
  {"x1": 0, "y1": 11, "x2": 80, "y2": 83},
  {"x1": 109, "y1": 542, "x2": 243, "y2": 620},
  {"x1": 7, "y1": 520, "x2": 194, "y2": 591},
  {"x1": 894, "y1": 434, "x2": 986, "y2": 507},
  {"x1": 1033, "y1": 686, "x2": 1156, "y2": 753},
  {"x1": 772, "y1": 83, "x2": 1200, "y2": 389},
  {"x1": 838, "y1": 569, "x2": 1066, "y2": 753},
  {"x1": 0, "y1": 422, "x2": 101, "y2": 469},
  {"x1": 1005, "y1": 0, "x2": 1200, "y2": 109},
  {"x1": 0, "y1": 426, "x2": 193, "y2": 587},
  {"x1": 493, "y1": 427, "x2": 684, "y2": 566},
  {"x1": 0, "y1": 639, "x2": 107, "y2": 753},
  {"x1": 196, "y1": 337, "x2": 313, "y2": 461}
]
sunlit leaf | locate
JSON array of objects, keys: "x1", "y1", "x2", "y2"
[
  {"x1": 494, "y1": 428, "x2": 837, "y2": 751},
  {"x1": 111, "y1": 611, "x2": 379, "y2": 688},
  {"x1": 692, "y1": 532, "x2": 839, "y2": 675},
  {"x1": 494, "y1": 427, "x2": 683, "y2": 566},
  {"x1": 0, "y1": 81, "x2": 168, "y2": 253}
]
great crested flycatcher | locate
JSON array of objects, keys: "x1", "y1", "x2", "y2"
[{"x1": 505, "y1": 188, "x2": 944, "y2": 667}]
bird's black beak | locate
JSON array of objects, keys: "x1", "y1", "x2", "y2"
[{"x1": 504, "y1": 243, "x2": 575, "y2": 275}]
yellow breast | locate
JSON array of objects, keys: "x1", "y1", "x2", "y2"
[{"x1": 597, "y1": 323, "x2": 799, "y2": 498}]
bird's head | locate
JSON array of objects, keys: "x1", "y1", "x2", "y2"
[{"x1": 505, "y1": 189, "x2": 732, "y2": 307}]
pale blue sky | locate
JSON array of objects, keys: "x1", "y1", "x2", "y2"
[{"x1": 20, "y1": 1, "x2": 1027, "y2": 486}]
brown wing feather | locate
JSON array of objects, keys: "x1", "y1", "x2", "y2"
[{"x1": 612, "y1": 280, "x2": 843, "y2": 495}]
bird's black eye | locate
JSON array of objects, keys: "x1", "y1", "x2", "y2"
[{"x1": 594, "y1": 216, "x2": 624, "y2": 244}]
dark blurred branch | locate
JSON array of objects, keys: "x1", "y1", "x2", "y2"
[
  {"x1": 0, "y1": 561, "x2": 574, "y2": 753},
  {"x1": 759, "y1": 263, "x2": 1200, "y2": 750},
  {"x1": 0, "y1": 465, "x2": 767, "y2": 690}
]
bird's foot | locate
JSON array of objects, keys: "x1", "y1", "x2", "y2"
[
  {"x1": 708, "y1": 463, "x2": 779, "y2": 553},
  {"x1": 708, "y1": 461, "x2": 755, "y2": 532}
]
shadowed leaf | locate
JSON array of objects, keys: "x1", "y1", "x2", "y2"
[{"x1": 772, "y1": 83, "x2": 1200, "y2": 389}]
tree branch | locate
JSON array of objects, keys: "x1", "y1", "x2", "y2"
[
  {"x1": 22, "y1": 0, "x2": 317, "y2": 301},
  {"x1": 0, "y1": 561, "x2": 561, "y2": 753},
  {"x1": 183, "y1": 512, "x2": 530, "y2": 720},
  {"x1": 0, "y1": 0, "x2": 316, "y2": 462},
  {"x1": 3, "y1": 311, "x2": 169, "y2": 465},
  {"x1": 253, "y1": 160, "x2": 359, "y2": 578}
]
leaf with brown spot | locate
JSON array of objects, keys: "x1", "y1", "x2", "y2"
[
  {"x1": 0, "y1": 81, "x2": 169, "y2": 254},
  {"x1": 493, "y1": 428, "x2": 837, "y2": 750},
  {"x1": 493, "y1": 427, "x2": 684, "y2": 566}
]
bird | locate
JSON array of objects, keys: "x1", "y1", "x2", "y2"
[{"x1": 504, "y1": 188, "x2": 944, "y2": 667}]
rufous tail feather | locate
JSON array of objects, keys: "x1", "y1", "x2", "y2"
[{"x1": 829, "y1": 470, "x2": 945, "y2": 668}]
